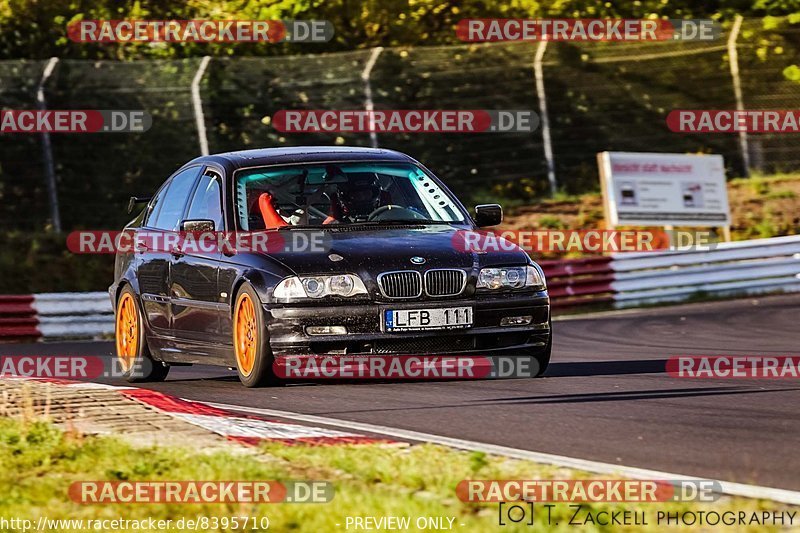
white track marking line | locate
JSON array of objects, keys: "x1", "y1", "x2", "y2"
[
  {"x1": 172, "y1": 413, "x2": 363, "y2": 439},
  {"x1": 206, "y1": 400, "x2": 800, "y2": 506}
]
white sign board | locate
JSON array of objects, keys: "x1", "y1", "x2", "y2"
[{"x1": 598, "y1": 151, "x2": 730, "y2": 227}]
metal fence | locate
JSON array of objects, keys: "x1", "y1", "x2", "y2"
[{"x1": 1, "y1": 18, "x2": 799, "y2": 232}]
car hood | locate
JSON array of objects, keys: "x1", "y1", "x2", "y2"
[{"x1": 261, "y1": 225, "x2": 530, "y2": 276}]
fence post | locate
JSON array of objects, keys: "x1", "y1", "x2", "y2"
[
  {"x1": 361, "y1": 47, "x2": 383, "y2": 149},
  {"x1": 534, "y1": 41, "x2": 557, "y2": 196},
  {"x1": 727, "y1": 15, "x2": 750, "y2": 177},
  {"x1": 37, "y1": 57, "x2": 61, "y2": 232},
  {"x1": 191, "y1": 56, "x2": 212, "y2": 156}
]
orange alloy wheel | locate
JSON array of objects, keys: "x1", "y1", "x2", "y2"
[
  {"x1": 115, "y1": 292, "x2": 138, "y2": 371},
  {"x1": 234, "y1": 293, "x2": 257, "y2": 376}
]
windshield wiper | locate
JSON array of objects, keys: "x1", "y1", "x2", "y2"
[{"x1": 349, "y1": 219, "x2": 450, "y2": 225}]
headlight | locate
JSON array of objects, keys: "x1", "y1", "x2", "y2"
[
  {"x1": 477, "y1": 266, "x2": 545, "y2": 290},
  {"x1": 274, "y1": 274, "x2": 368, "y2": 299}
]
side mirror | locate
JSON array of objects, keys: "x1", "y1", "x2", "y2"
[
  {"x1": 180, "y1": 219, "x2": 215, "y2": 232},
  {"x1": 127, "y1": 196, "x2": 152, "y2": 214},
  {"x1": 474, "y1": 204, "x2": 503, "y2": 227}
]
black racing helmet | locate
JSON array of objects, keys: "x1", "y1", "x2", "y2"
[{"x1": 338, "y1": 172, "x2": 381, "y2": 215}]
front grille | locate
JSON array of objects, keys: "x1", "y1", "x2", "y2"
[
  {"x1": 377, "y1": 271, "x2": 422, "y2": 298},
  {"x1": 425, "y1": 269, "x2": 466, "y2": 297},
  {"x1": 306, "y1": 333, "x2": 532, "y2": 356},
  {"x1": 375, "y1": 335, "x2": 475, "y2": 354}
]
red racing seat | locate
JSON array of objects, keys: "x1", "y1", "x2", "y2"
[{"x1": 258, "y1": 192, "x2": 288, "y2": 228}]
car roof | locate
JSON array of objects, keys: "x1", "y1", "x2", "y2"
[{"x1": 187, "y1": 146, "x2": 416, "y2": 174}]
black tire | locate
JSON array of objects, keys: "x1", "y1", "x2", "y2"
[
  {"x1": 232, "y1": 283, "x2": 278, "y2": 387},
  {"x1": 532, "y1": 329, "x2": 552, "y2": 378},
  {"x1": 526, "y1": 319, "x2": 552, "y2": 378},
  {"x1": 115, "y1": 286, "x2": 169, "y2": 382}
]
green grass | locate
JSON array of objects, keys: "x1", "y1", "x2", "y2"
[
  {"x1": 729, "y1": 171, "x2": 800, "y2": 186},
  {"x1": 764, "y1": 190, "x2": 797, "y2": 200},
  {"x1": 536, "y1": 216, "x2": 566, "y2": 230},
  {"x1": 0, "y1": 418, "x2": 797, "y2": 532}
]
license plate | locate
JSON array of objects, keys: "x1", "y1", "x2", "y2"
[{"x1": 384, "y1": 307, "x2": 473, "y2": 332}]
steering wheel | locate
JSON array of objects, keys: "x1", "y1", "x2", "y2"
[{"x1": 368, "y1": 205, "x2": 428, "y2": 221}]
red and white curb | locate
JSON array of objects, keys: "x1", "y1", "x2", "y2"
[
  {"x1": 2, "y1": 376, "x2": 394, "y2": 446},
  {"x1": 119, "y1": 387, "x2": 393, "y2": 446}
]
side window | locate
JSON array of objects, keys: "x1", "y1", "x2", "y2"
[
  {"x1": 186, "y1": 171, "x2": 224, "y2": 230},
  {"x1": 144, "y1": 183, "x2": 169, "y2": 227},
  {"x1": 151, "y1": 167, "x2": 201, "y2": 231}
]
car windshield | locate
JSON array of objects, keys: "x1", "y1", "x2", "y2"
[{"x1": 235, "y1": 162, "x2": 466, "y2": 230}]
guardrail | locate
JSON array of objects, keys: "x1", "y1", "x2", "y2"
[
  {"x1": 609, "y1": 234, "x2": 800, "y2": 307},
  {"x1": 543, "y1": 235, "x2": 800, "y2": 309},
  {"x1": 0, "y1": 292, "x2": 113, "y2": 342},
  {"x1": 539, "y1": 256, "x2": 615, "y2": 308},
  {"x1": 1, "y1": 234, "x2": 798, "y2": 341},
  {"x1": 0, "y1": 295, "x2": 39, "y2": 341}
]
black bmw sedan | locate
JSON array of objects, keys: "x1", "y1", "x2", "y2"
[{"x1": 110, "y1": 147, "x2": 551, "y2": 387}]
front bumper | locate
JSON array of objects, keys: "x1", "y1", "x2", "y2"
[{"x1": 264, "y1": 291, "x2": 550, "y2": 356}]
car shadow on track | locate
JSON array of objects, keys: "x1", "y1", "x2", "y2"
[
  {"x1": 300, "y1": 385, "x2": 800, "y2": 416},
  {"x1": 148, "y1": 359, "x2": 687, "y2": 387},
  {"x1": 273, "y1": 386, "x2": 800, "y2": 417},
  {"x1": 544, "y1": 359, "x2": 668, "y2": 377},
  {"x1": 160, "y1": 358, "x2": 672, "y2": 385}
]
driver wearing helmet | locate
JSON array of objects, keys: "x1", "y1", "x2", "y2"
[{"x1": 325, "y1": 170, "x2": 383, "y2": 223}]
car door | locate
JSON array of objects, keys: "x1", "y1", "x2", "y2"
[
  {"x1": 138, "y1": 166, "x2": 202, "y2": 333},
  {"x1": 169, "y1": 168, "x2": 226, "y2": 342}
]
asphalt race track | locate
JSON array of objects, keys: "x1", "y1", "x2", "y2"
[{"x1": 3, "y1": 294, "x2": 799, "y2": 491}]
